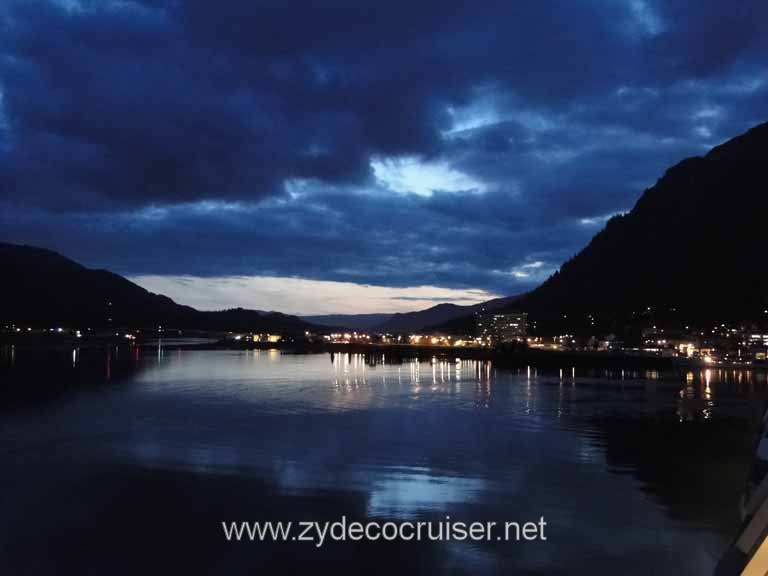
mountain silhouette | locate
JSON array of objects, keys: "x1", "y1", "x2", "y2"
[
  {"x1": 302, "y1": 313, "x2": 394, "y2": 331},
  {"x1": 373, "y1": 298, "x2": 517, "y2": 333},
  {"x1": 0, "y1": 243, "x2": 314, "y2": 334},
  {"x1": 510, "y1": 120, "x2": 768, "y2": 332},
  {"x1": 302, "y1": 298, "x2": 520, "y2": 332}
]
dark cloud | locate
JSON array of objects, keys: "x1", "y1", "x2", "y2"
[{"x1": 0, "y1": 0, "x2": 767, "y2": 300}]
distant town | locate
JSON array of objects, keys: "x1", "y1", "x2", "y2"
[{"x1": 5, "y1": 308, "x2": 768, "y2": 369}]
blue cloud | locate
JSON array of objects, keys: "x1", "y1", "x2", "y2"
[{"x1": 0, "y1": 0, "x2": 766, "y2": 306}]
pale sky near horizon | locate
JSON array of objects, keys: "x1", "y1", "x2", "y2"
[{"x1": 130, "y1": 275, "x2": 500, "y2": 316}]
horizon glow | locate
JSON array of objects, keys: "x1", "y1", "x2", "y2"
[{"x1": 130, "y1": 275, "x2": 501, "y2": 316}]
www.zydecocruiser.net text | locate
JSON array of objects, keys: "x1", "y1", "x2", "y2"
[{"x1": 222, "y1": 516, "x2": 547, "y2": 547}]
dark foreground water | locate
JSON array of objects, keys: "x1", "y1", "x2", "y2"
[{"x1": 1, "y1": 346, "x2": 767, "y2": 575}]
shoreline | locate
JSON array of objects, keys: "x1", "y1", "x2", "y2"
[{"x1": 4, "y1": 335, "x2": 765, "y2": 373}]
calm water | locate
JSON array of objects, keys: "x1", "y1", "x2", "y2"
[{"x1": 1, "y1": 347, "x2": 767, "y2": 575}]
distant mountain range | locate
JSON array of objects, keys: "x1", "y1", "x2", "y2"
[
  {"x1": 373, "y1": 298, "x2": 516, "y2": 333},
  {"x1": 3, "y1": 121, "x2": 767, "y2": 336},
  {"x1": 304, "y1": 298, "x2": 517, "y2": 333},
  {"x1": 0, "y1": 243, "x2": 315, "y2": 334},
  {"x1": 302, "y1": 313, "x2": 394, "y2": 331}
]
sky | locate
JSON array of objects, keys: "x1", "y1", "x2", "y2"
[{"x1": 1, "y1": 0, "x2": 767, "y2": 314}]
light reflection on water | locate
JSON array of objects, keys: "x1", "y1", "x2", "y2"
[{"x1": 1, "y1": 347, "x2": 768, "y2": 574}]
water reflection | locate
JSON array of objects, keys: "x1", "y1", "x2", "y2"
[
  {"x1": 0, "y1": 343, "x2": 15, "y2": 366},
  {"x1": 332, "y1": 353, "x2": 495, "y2": 385},
  {"x1": 2, "y1": 348, "x2": 768, "y2": 574},
  {"x1": 330, "y1": 353, "x2": 499, "y2": 407},
  {"x1": 367, "y1": 469, "x2": 486, "y2": 518}
]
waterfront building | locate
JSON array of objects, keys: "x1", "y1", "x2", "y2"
[{"x1": 476, "y1": 312, "x2": 527, "y2": 343}]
